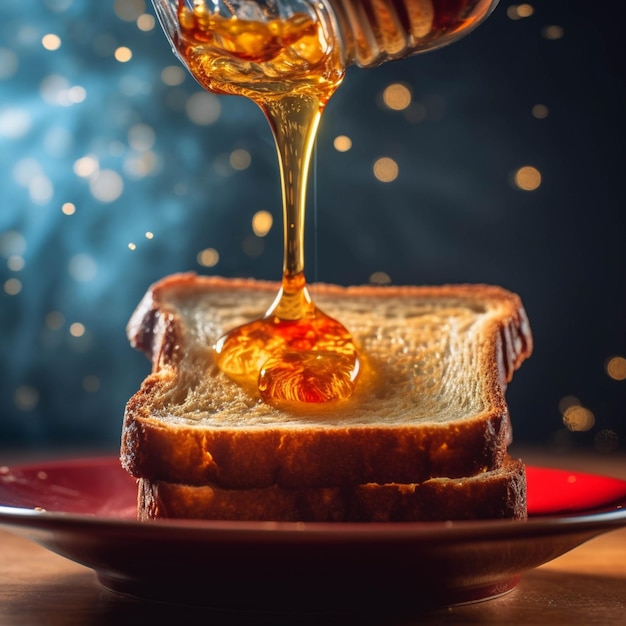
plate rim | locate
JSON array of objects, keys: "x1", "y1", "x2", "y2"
[{"x1": 1, "y1": 455, "x2": 626, "y2": 542}]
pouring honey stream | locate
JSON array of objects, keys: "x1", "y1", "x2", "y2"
[{"x1": 174, "y1": 1, "x2": 360, "y2": 403}]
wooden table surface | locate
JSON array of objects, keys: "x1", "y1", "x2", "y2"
[{"x1": 1, "y1": 448, "x2": 625, "y2": 625}]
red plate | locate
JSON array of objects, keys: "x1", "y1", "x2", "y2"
[{"x1": 1, "y1": 457, "x2": 625, "y2": 613}]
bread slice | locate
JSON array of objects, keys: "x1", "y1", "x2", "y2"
[
  {"x1": 121, "y1": 273, "x2": 532, "y2": 491},
  {"x1": 138, "y1": 456, "x2": 527, "y2": 522}
]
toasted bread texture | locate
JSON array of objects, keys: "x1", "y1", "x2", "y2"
[
  {"x1": 138, "y1": 457, "x2": 527, "y2": 522},
  {"x1": 121, "y1": 274, "x2": 532, "y2": 493}
]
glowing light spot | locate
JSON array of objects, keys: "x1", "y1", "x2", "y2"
[
  {"x1": 13, "y1": 160, "x2": 41, "y2": 187},
  {"x1": 563, "y1": 405, "x2": 595, "y2": 432},
  {"x1": 252, "y1": 210, "x2": 273, "y2": 237},
  {"x1": 513, "y1": 165, "x2": 541, "y2": 191},
  {"x1": 115, "y1": 46, "x2": 133, "y2": 63},
  {"x1": 128, "y1": 123, "x2": 156, "y2": 151},
  {"x1": 517, "y1": 3, "x2": 534, "y2": 17},
  {"x1": 14, "y1": 385, "x2": 39, "y2": 411},
  {"x1": 29, "y1": 175, "x2": 54, "y2": 205},
  {"x1": 373, "y1": 157, "x2": 399, "y2": 183},
  {"x1": 161, "y1": 65, "x2": 186, "y2": 86},
  {"x1": 369, "y1": 271, "x2": 391, "y2": 285},
  {"x1": 17, "y1": 26, "x2": 38, "y2": 46},
  {"x1": 229, "y1": 148, "x2": 251, "y2": 171},
  {"x1": 0, "y1": 231, "x2": 26, "y2": 257},
  {"x1": 7, "y1": 256, "x2": 25, "y2": 271},
  {"x1": 383, "y1": 83, "x2": 412, "y2": 111},
  {"x1": 197, "y1": 248, "x2": 219, "y2": 267},
  {"x1": 4, "y1": 278, "x2": 22, "y2": 295},
  {"x1": 137, "y1": 14, "x2": 156, "y2": 31},
  {"x1": 42, "y1": 34, "x2": 62, "y2": 50},
  {"x1": 14, "y1": 161, "x2": 42, "y2": 189},
  {"x1": 606, "y1": 356, "x2": 626, "y2": 381},
  {"x1": 62, "y1": 202, "x2": 76, "y2": 215},
  {"x1": 82, "y1": 375, "x2": 101, "y2": 392},
  {"x1": 73, "y1": 155, "x2": 99, "y2": 178},
  {"x1": 89, "y1": 169, "x2": 124, "y2": 202},
  {"x1": 124, "y1": 151, "x2": 160, "y2": 178},
  {"x1": 542, "y1": 25, "x2": 564, "y2": 40},
  {"x1": 145, "y1": 231, "x2": 154, "y2": 239},
  {"x1": 45, "y1": 311, "x2": 65, "y2": 330},
  {"x1": 532, "y1": 104, "x2": 549, "y2": 119},
  {"x1": 507, "y1": 4, "x2": 534, "y2": 19},
  {"x1": 186, "y1": 92, "x2": 221, "y2": 125},
  {"x1": 0, "y1": 48, "x2": 19, "y2": 79},
  {"x1": 128, "y1": 242, "x2": 137, "y2": 251},
  {"x1": 13, "y1": 161, "x2": 41, "y2": 187},
  {"x1": 68, "y1": 254, "x2": 97, "y2": 282},
  {"x1": 69, "y1": 322, "x2": 86, "y2": 337},
  {"x1": 67, "y1": 85, "x2": 86, "y2": 103},
  {"x1": 114, "y1": 0, "x2": 146, "y2": 21},
  {"x1": 0, "y1": 108, "x2": 31, "y2": 139},
  {"x1": 333, "y1": 135, "x2": 352, "y2": 152},
  {"x1": 40, "y1": 74, "x2": 73, "y2": 106}
]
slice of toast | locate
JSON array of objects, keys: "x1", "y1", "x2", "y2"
[
  {"x1": 138, "y1": 456, "x2": 527, "y2": 522},
  {"x1": 121, "y1": 273, "x2": 532, "y2": 491}
]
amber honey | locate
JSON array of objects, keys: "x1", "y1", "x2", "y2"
[
  {"x1": 175, "y1": 1, "x2": 358, "y2": 404},
  {"x1": 175, "y1": 3, "x2": 344, "y2": 100}
]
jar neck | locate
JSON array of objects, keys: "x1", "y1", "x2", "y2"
[{"x1": 322, "y1": 0, "x2": 500, "y2": 69}]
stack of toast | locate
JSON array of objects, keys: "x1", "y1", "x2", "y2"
[{"x1": 121, "y1": 273, "x2": 532, "y2": 522}]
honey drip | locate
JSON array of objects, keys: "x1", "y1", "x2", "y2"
[{"x1": 176, "y1": 2, "x2": 359, "y2": 403}]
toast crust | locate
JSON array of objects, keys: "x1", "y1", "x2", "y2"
[
  {"x1": 121, "y1": 274, "x2": 532, "y2": 489},
  {"x1": 138, "y1": 457, "x2": 527, "y2": 522}
]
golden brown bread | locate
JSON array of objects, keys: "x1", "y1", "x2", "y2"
[
  {"x1": 138, "y1": 456, "x2": 527, "y2": 522},
  {"x1": 121, "y1": 274, "x2": 532, "y2": 494}
]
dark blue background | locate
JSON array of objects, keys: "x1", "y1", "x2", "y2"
[{"x1": 1, "y1": 1, "x2": 624, "y2": 455}]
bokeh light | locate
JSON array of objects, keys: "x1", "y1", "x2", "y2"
[
  {"x1": 186, "y1": 92, "x2": 221, "y2": 125},
  {"x1": 382, "y1": 83, "x2": 412, "y2": 111},
  {"x1": 114, "y1": 46, "x2": 133, "y2": 63},
  {"x1": 197, "y1": 248, "x2": 220, "y2": 267},
  {"x1": 41, "y1": 34, "x2": 62, "y2": 51},
  {"x1": 606, "y1": 356, "x2": 626, "y2": 381},
  {"x1": 333, "y1": 135, "x2": 352, "y2": 152},
  {"x1": 531, "y1": 104, "x2": 549, "y2": 119},
  {"x1": 114, "y1": 0, "x2": 146, "y2": 22},
  {"x1": 137, "y1": 14, "x2": 156, "y2": 32},
  {"x1": 513, "y1": 165, "x2": 542, "y2": 191},
  {"x1": 369, "y1": 271, "x2": 391, "y2": 284},
  {"x1": 229, "y1": 149, "x2": 252, "y2": 171},
  {"x1": 373, "y1": 157, "x2": 399, "y2": 183},
  {"x1": 252, "y1": 210, "x2": 273, "y2": 237},
  {"x1": 161, "y1": 65, "x2": 186, "y2": 86},
  {"x1": 562, "y1": 405, "x2": 595, "y2": 432},
  {"x1": 506, "y1": 4, "x2": 535, "y2": 20},
  {"x1": 542, "y1": 25, "x2": 564, "y2": 40},
  {"x1": 14, "y1": 386, "x2": 39, "y2": 412}
]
